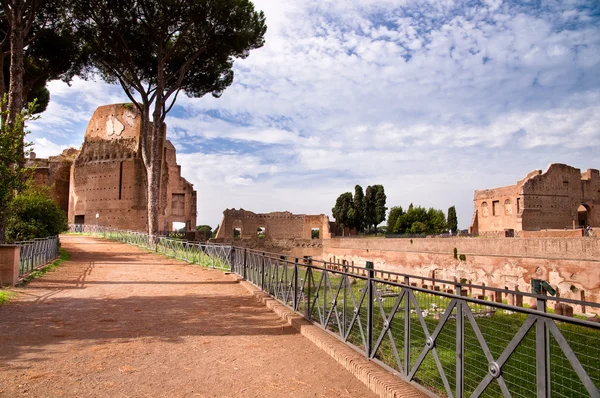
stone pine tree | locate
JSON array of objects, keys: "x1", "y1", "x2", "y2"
[
  {"x1": 447, "y1": 205, "x2": 458, "y2": 234},
  {"x1": 332, "y1": 192, "x2": 353, "y2": 237},
  {"x1": 0, "y1": 1, "x2": 83, "y2": 116},
  {"x1": 73, "y1": 0, "x2": 267, "y2": 237},
  {"x1": 353, "y1": 184, "x2": 365, "y2": 233}
]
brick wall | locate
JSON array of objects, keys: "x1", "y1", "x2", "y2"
[{"x1": 317, "y1": 237, "x2": 600, "y2": 306}]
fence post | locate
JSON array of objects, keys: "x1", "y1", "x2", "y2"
[
  {"x1": 456, "y1": 283, "x2": 465, "y2": 398},
  {"x1": 294, "y1": 258, "x2": 299, "y2": 311},
  {"x1": 536, "y1": 296, "x2": 550, "y2": 398},
  {"x1": 229, "y1": 247, "x2": 235, "y2": 274},
  {"x1": 305, "y1": 266, "x2": 312, "y2": 319},
  {"x1": 366, "y1": 261, "x2": 374, "y2": 358},
  {"x1": 261, "y1": 252, "x2": 265, "y2": 290},
  {"x1": 243, "y1": 248, "x2": 247, "y2": 280},
  {"x1": 404, "y1": 275, "x2": 411, "y2": 377}
]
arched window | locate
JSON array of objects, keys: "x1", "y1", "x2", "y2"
[
  {"x1": 505, "y1": 199, "x2": 512, "y2": 215},
  {"x1": 481, "y1": 202, "x2": 489, "y2": 217}
]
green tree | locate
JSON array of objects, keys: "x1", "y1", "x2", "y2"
[
  {"x1": 212, "y1": 224, "x2": 219, "y2": 238},
  {"x1": 73, "y1": 0, "x2": 267, "y2": 237},
  {"x1": 427, "y1": 207, "x2": 447, "y2": 234},
  {"x1": 6, "y1": 186, "x2": 67, "y2": 242},
  {"x1": 374, "y1": 184, "x2": 387, "y2": 229},
  {"x1": 0, "y1": 2, "x2": 86, "y2": 116},
  {"x1": 196, "y1": 224, "x2": 212, "y2": 238},
  {"x1": 332, "y1": 192, "x2": 353, "y2": 236},
  {"x1": 387, "y1": 206, "x2": 404, "y2": 234},
  {"x1": 363, "y1": 185, "x2": 377, "y2": 234},
  {"x1": 0, "y1": 98, "x2": 32, "y2": 243},
  {"x1": 352, "y1": 184, "x2": 364, "y2": 233},
  {"x1": 447, "y1": 205, "x2": 458, "y2": 234}
]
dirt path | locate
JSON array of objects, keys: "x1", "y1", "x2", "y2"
[{"x1": 0, "y1": 235, "x2": 376, "y2": 398}]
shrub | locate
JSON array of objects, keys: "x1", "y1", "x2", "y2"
[{"x1": 6, "y1": 187, "x2": 68, "y2": 242}]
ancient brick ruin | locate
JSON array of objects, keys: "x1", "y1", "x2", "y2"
[
  {"x1": 31, "y1": 103, "x2": 196, "y2": 232},
  {"x1": 215, "y1": 208, "x2": 331, "y2": 240},
  {"x1": 470, "y1": 163, "x2": 599, "y2": 235},
  {"x1": 26, "y1": 148, "x2": 79, "y2": 214}
]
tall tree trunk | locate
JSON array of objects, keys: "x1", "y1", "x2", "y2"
[
  {"x1": 7, "y1": 0, "x2": 24, "y2": 136},
  {"x1": 146, "y1": 53, "x2": 165, "y2": 238}
]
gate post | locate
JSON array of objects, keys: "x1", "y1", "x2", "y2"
[
  {"x1": 366, "y1": 261, "x2": 374, "y2": 358},
  {"x1": 536, "y1": 296, "x2": 550, "y2": 398},
  {"x1": 404, "y1": 276, "x2": 411, "y2": 376},
  {"x1": 294, "y1": 258, "x2": 299, "y2": 311},
  {"x1": 456, "y1": 283, "x2": 465, "y2": 398},
  {"x1": 261, "y1": 252, "x2": 265, "y2": 291},
  {"x1": 242, "y1": 248, "x2": 247, "y2": 279}
]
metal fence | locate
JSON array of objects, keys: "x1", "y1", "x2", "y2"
[
  {"x1": 15, "y1": 236, "x2": 60, "y2": 277},
  {"x1": 69, "y1": 224, "x2": 232, "y2": 271},
  {"x1": 71, "y1": 225, "x2": 600, "y2": 398}
]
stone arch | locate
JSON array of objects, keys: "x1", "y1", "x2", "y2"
[
  {"x1": 481, "y1": 201, "x2": 489, "y2": 217},
  {"x1": 577, "y1": 204, "x2": 591, "y2": 228},
  {"x1": 232, "y1": 219, "x2": 243, "y2": 238},
  {"x1": 504, "y1": 199, "x2": 512, "y2": 215}
]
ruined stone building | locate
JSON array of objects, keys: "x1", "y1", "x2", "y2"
[
  {"x1": 26, "y1": 148, "x2": 79, "y2": 214},
  {"x1": 470, "y1": 164, "x2": 599, "y2": 235},
  {"x1": 31, "y1": 103, "x2": 196, "y2": 232},
  {"x1": 215, "y1": 208, "x2": 331, "y2": 240}
]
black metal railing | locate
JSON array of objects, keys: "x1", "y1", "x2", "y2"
[
  {"x1": 70, "y1": 225, "x2": 600, "y2": 398},
  {"x1": 14, "y1": 236, "x2": 60, "y2": 277}
]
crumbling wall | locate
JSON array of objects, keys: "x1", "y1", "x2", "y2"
[
  {"x1": 26, "y1": 149, "x2": 78, "y2": 214},
  {"x1": 215, "y1": 208, "x2": 331, "y2": 240},
  {"x1": 68, "y1": 104, "x2": 196, "y2": 232},
  {"x1": 470, "y1": 164, "x2": 600, "y2": 233}
]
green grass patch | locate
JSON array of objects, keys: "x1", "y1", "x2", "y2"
[
  {"x1": 21, "y1": 248, "x2": 71, "y2": 285},
  {"x1": 0, "y1": 290, "x2": 15, "y2": 304}
]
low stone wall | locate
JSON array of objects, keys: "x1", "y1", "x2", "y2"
[{"x1": 520, "y1": 229, "x2": 584, "y2": 238}]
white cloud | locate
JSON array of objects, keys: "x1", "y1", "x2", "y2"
[{"x1": 34, "y1": 0, "x2": 600, "y2": 229}]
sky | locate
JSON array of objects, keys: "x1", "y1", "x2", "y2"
[{"x1": 30, "y1": 0, "x2": 600, "y2": 230}]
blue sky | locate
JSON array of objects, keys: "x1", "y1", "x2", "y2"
[{"x1": 30, "y1": 0, "x2": 600, "y2": 229}]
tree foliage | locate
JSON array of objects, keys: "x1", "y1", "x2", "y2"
[
  {"x1": 331, "y1": 192, "x2": 353, "y2": 236},
  {"x1": 0, "y1": 1, "x2": 85, "y2": 115},
  {"x1": 374, "y1": 184, "x2": 387, "y2": 227},
  {"x1": 0, "y1": 98, "x2": 32, "y2": 242},
  {"x1": 363, "y1": 185, "x2": 377, "y2": 233},
  {"x1": 387, "y1": 203, "x2": 448, "y2": 235},
  {"x1": 447, "y1": 205, "x2": 458, "y2": 234},
  {"x1": 6, "y1": 186, "x2": 67, "y2": 242},
  {"x1": 72, "y1": 0, "x2": 267, "y2": 236},
  {"x1": 196, "y1": 224, "x2": 212, "y2": 238},
  {"x1": 352, "y1": 185, "x2": 364, "y2": 232},
  {"x1": 332, "y1": 184, "x2": 387, "y2": 235}
]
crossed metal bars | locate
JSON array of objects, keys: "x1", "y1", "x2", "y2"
[
  {"x1": 68, "y1": 225, "x2": 600, "y2": 398},
  {"x1": 68, "y1": 224, "x2": 233, "y2": 271},
  {"x1": 230, "y1": 246, "x2": 600, "y2": 398},
  {"x1": 15, "y1": 236, "x2": 60, "y2": 277}
]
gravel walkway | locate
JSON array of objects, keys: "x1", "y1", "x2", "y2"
[{"x1": 0, "y1": 235, "x2": 376, "y2": 398}]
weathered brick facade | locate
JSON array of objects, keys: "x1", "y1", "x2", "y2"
[
  {"x1": 29, "y1": 104, "x2": 196, "y2": 232},
  {"x1": 67, "y1": 104, "x2": 196, "y2": 232},
  {"x1": 215, "y1": 208, "x2": 331, "y2": 240},
  {"x1": 470, "y1": 164, "x2": 599, "y2": 235}
]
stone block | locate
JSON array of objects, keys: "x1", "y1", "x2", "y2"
[{"x1": 0, "y1": 245, "x2": 20, "y2": 286}]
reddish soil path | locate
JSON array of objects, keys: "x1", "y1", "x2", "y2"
[{"x1": 0, "y1": 235, "x2": 376, "y2": 398}]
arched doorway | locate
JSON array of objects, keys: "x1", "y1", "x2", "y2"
[{"x1": 577, "y1": 204, "x2": 590, "y2": 228}]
